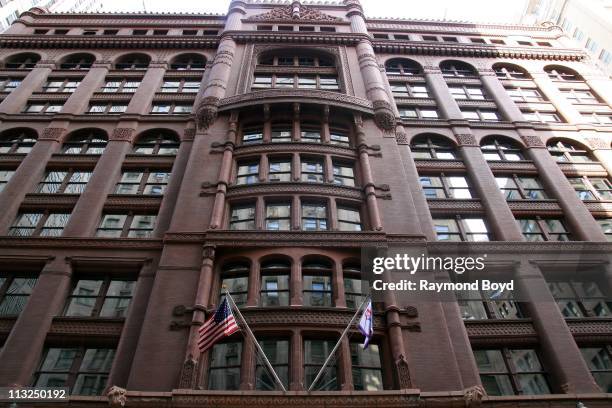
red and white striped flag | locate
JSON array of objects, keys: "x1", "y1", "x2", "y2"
[{"x1": 197, "y1": 298, "x2": 239, "y2": 352}]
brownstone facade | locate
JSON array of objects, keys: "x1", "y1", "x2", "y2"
[{"x1": 0, "y1": 1, "x2": 611, "y2": 407}]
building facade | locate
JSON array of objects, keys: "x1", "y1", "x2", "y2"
[
  {"x1": 0, "y1": 0, "x2": 101, "y2": 32},
  {"x1": 521, "y1": 0, "x2": 612, "y2": 77},
  {"x1": 0, "y1": 1, "x2": 611, "y2": 406}
]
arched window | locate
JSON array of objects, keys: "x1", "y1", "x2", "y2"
[
  {"x1": 170, "y1": 53, "x2": 206, "y2": 70},
  {"x1": 252, "y1": 52, "x2": 339, "y2": 91},
  {"x1": 133, "y1": 130, "x2": 180, "y2": 155},
  {"x1": 220, "y1": 261, "x2": 249, "y2": 307},
  {"x1": 481, "y1": 137, "x2": 524, "y2": 161},
  {"x1": 302, "y1": 258, "x2": 333, "y2": 307},
  {"x1": 260, "y1": 259, "x2": 290, "y2": 307},
  {"x1": 343, "y1": 261, "x2": 364, "y2": 309},
  {"x1": 547, "y1": 140, "x2": 595, "y2": 163},
  {"x1": 62, "y1": 129, "x2": 107, "y2": 154},
  {"x1": 5, "y1": 53, "x2": 40, "y2": 69},
  {"x1": 0, "y1": 128, "x2": 37, "y2": 154},
  {"x1": 544, "y1": 65, "x2": 581, "y2": 81},
  {"x1": 60, "y1": 53, "x2": 95, "y2": 69},
  {"x1": 493, "y1": 63, "x2": 530, "y2": 79},
  {"x1": 411, "y1": 134, "x2": 457, "y2": 160},
  {"x1": 440, "y1": 60, "x2": 477, "y2": 77},
  {"x1": 385, "y1": 58, "x2": 422, "y2": 75},
  {"x1": 115, "y1": 54, "x2": 150, "y2": 70}
]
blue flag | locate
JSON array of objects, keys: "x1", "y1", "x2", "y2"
[{"x1": 357, "y1": 299, "x2": 373, "y2": 349}]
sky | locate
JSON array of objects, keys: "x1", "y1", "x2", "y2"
[{"x1": 93, "y1": 0, "x2": 530, "y2": 24}]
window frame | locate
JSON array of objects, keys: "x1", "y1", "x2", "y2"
[
  {"x1": 518, "y1": 217, "x2": 570, "y2": 242},
  {"x1": 63, "y1": 276, "x2": 135, "y2": 318},
  {"x1": 8, "y1": 211, "x2": 70, "y2": 237},
  {"x1": 37, "y1": 169, "x2": 92, "y2": 194},
  {"x1": 114, "y1": 169, "x2": 171, "y2": 195},
  {"x1": 0, "y1": 274, "x2": 37, "y2": 316},
  {"x1": 495, "y1": 175, "x2": 548, "y2": 200},
  {"x1": 95, "y1": 212, "x2": 157, "y2": 238}
]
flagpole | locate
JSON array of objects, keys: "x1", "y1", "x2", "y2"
[
  {"x1": 307, "y1": 295, "x2": 370, "y2": 392},
  {"x1": 224, "y1": 289, "x2": 288, "y2": 392}
]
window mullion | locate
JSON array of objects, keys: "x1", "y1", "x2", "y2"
[
  {"x1": 33, "y1": 212, "x2": 48, "y2": 236},
  {"x1": 121, "y1": 213, "x2": 133, "y2": 237},
  {"x1": 67, "y1": 347, "x2": 85, "y2": 391},
  {"x1": 93, "y1": 278, "x2": 111, "y2": 317}
]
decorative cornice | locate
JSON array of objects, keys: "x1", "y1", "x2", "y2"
[
  {"x1": 0, "y1": 236, "x2": 163, "y2": 249},
  {"x1": 232, "y1": 141, "x2": 356, "y2": 157},
  {"x1": 230, "y1": 32, "x2": 363, "y2": 46},
  {"x1": 21, "y1": 193, "x2": 79, "y2": 210},
  {"x1": 49, "y1": 317, "x2": 124, "y2": 339},
  {"x1": 219, "y1": 89, "x2": 373, "y2": 114},
  {"x1": 372, "y1": 41, "x2": 586, "y2": 61},
  {"x1": 226, "y1": 182, "x2": 363, "y2": 200},
  {"x1": 205, "y1": 230, "x2": 391, "y2": 247},
  {"x1": 247, "y1": 4, "x2": 342, "y2": 22},
  {"x1": 238, "y1": 308, "x2": 384, "y2": 330},
  {"x1": 105, "y1": 195, "x2": 163, "y2": 211},
  {"x1": 0, "y1": 35, "x2": 219, "y2": 49}
]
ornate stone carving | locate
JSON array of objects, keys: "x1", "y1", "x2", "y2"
[
  {"x1": 249, "y1": 4, "x2": 341, "y2": 22},
  {"x1": 463, "y1": 385, "x2": 485, "y2": 407},
  {"x1": 587, "y1": 137, "x2": 609, "y2": 150},
  {"x1": 39, "y1": 127, "x2": 65, "y2": 142},
  {"x1": 520, "y1": 135, "x2": 545, "y2": 148},
  {"x1": 178, "y1": 356, "x2": 198, "y2": 389},
  {"x1": 183, "y1": 128, "x2": 196, "y2": 141},
  {"x1": 107, "y1": 385, "x2": 127, "y2": 408},
  {"x1": 195, "y1": 96, "x2": 221, "y2": 130},
  {"x1": 110, "y1": 128, "x2": 135, "y2": 142},
  {"x1": 372, "y1": 100, "x2": 396, "y2": 131},
  {"x1": 454, "y1": 133, "x2": 478, "y2": 146},
  {"x1": 395, "y1": 354, "x2": 411, "y2": 389}
]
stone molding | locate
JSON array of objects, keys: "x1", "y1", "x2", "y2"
[
  {"x1": 232, "y1": 141, "x2": 356, "y2": 157},
  {"x1": 110, "y1": 127, "x2": 135, "y2": 142},
  {"x1": 226, "y1": 182, "x2": 363, "y2": 200},
  {"x1": 520, "y1": 135, "x2": 545, "y2": 148},
  {"x1": 48, "y1": 317, "x2": 124, "y2": 338},
  {"x1": 39, "y1": 127, "x2": 66, "y2": 142},
  {"x1": 247, "y1": 3, "x2": 341, "y2": 22}
]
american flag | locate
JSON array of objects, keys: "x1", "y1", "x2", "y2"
[{"x1": 197, "y1": 298, "x2": 239, "y2": 352}]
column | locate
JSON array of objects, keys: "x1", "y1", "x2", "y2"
[
  {"x1": 522, "y1": 136, "x2": 607, "y2": 241},
  {"x1": 353, "y1": 117, "x2": 382, "y2": 231},
  {"x1": 332, "y1": 258, "x2": 346, "y2": 308},
  {"x1": 0, "y1": 60, "x2": 54, "y2": 114},
  {"x1": 194, "y1": 1, "x2": 245, "y2": 130},
  {"x1": 290, "y1": 258, "x2": 302, "y2": 306},
  {"x1": 153, "y1": 127, "x2": 195, "y2": 236},
  {"x1": 240, "y1": 339, "x2": 256, "y2": 390},
  {"x1": 584, "y1": 73, "x2": 612, "y2": 108},
  {"x1": 345, "y1": 1, "x2": 395, "y2": 132},
  {"x1": 246, "y1": 260, "x2": 261, "y2": 307},
  {"x1": 516, "y1": 261, "x2": 600, "y2": 393},
  {"x1": 457, "y1": 136, "x2": 525, "y2": 241},
  {"x1": 478, "y1": 70, "x2": 524, "y2": 122},
  {"x1": 106, "y1": 258, "x2": 158, "y2": 388},
  {"x1": 531, "y1": 72, "x2": 583, "y2": 123},
  {"x1": 290, "y1": 330, "x2": 303, "y2": 390},
  {"x1": 62, "y1": 126, "x2": 135, "y2": 237},
  {"x1": 125, "y1": 62, "x2": 167, "y2": 115},
  {"x1": 590, "y1": 138, "x2": 612, "y2": 177},
  {"x1": 422, "y1": 67, "x2": 524, "y2": 240},
  {"x1": 60, "y1": 61, "x2": 110, "y2": 114},
  {"x1": 0, "y1": 257, "x2": 72, "y2": 386},
  {"x1": 339, "y1": 336, "x2": 353, "y2": 390},
  {"x1": 0, "y1": 126, "x2": 65, "y2": 233},
  {"x1": 209, "y1": 115, "x2": 238, "y2": 229}
]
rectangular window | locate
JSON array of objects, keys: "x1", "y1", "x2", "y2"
[
  {"x1": 474, "y1": 349, "x2": 550, "y2": 395},
  {"x1": 598, "y1": 219, "x2": 612, "y2": 241},
  {"x1": 0, "y1": 78, "x2": 21, "y2": 92},
  {"x1": 522, "y1": 110, "x2": 561, "y2": 123},
  {"x1": 88, "y1": 104, "x2": 126, "y2": 114},
  {"x1": 102, "y1": 80, "x2": 140, "y2": 93},
  {"x1": 275, "y1": 76, "x2": 295, "y2": 88},
  {"x1": 301, "y1": 160, "x2": 324, "y2": 183},
  {"x1": 208, "y1": 342, "x2": 242, "y2": 390},
  {"x1": 337, "y1": 206, "x2": 362, "y2": 231},
  {"x1": 332, "y1": 163, "x2": 355, "y2": 187},
  {"x1": 229, "y1": 204, "x2": 255, "y2": 230},
  {"x1": 495, "y1": 176, "x2": 548, "y2": 200},
  {"x1": 269, "y1": 160, "x2": 291, "y2": 182},
  {"x1": 568, "y1": 177, "x2": 612, "y2": 201},
  {"x1": 265, "y1": 203, "x2": 291, "y2": 231},
  {"x1": 518, "y1": 218, "x2": 570, "y2": 242},
  {"x1": 37, "y1": 171, "x2": 92, "y2": 194},
  {"x1": 43, "y1": 80, "x2": 80, "y2": 93},
  {"x1": 302, "y1": 203, "x2": 327, "y2": 231},
  {"x1": 115, "y1": 170, "x2": 170, "y2": 195},
  {"x1": 270, "y1": 126, "x2": 292, "y2": 142},
  {"x1": 582, "y1": 113, "x2": 612, "y2": 125},
  {"x1": 9, "y1": 212, "x2": 70, "y2": 237},
  {"x1": 242, "y1": 128, "x2": 263, "y2": 145},
  {"x1": 304, "y1": 339, "x2": 338, "y2": 390},
  {"x1": 319, "y1": 76, "x2": 339, "y2": 90},
  {"x1": 0, "y1": 276, "x2": 37, "y2": 316},
  {"x1": 581, "y1": 347, "x2": 612, "y2": 392},
  {"x1": 236, "y1": 162, "x2": 259, "y2": 185},
  {"x1": 256, "y1": 339, "x2": 289, "y2": 390},
  {"x1": 329, "y1": 129, "x2": 350, "y2": 146},
  {"x1": 562, "y1": 89, "x2": 598, "y2": 104},
  {"x1": 300, "y1": 126, "x2": 321, "y2": 143},
  {"x1": 506, "y1": 87, "x2": 545, "y2": 102},
  {"x1": 151, "y1": 104, "x2": 192, "y2": 114},
  {"x1": 96, "y1": 214, "x2": 156, "y2": 238},
  {"x1": 252, "y1": 76, "x2": 273, "y2": 89},
  {"x1": 420, "y1": 175, "x2": 472, "y2": 199},
  {"x1": 548, "y1": 280, "x2": 611, "y2": 318},
  {"x1": 456, "y1": 286, "x2": 523, "y2": 320},
  {"x1": 64, "y1": 278, "x2": 135, "y2": 318},
  {"x1": 0, "y1": 170, "x2": 14, "y2": 191},
  {"x1": 351, "y1": 342, "x2": 383, "y2": 390},
  {"x1": 25, "y1": 103, "x2": 63, "y2": 114},
  {"x1": 220, "y1": 275, "x2": 248, "y2": 307},
  {"x1": 260, "y1": 273, "x2": 289, "y2": 307},
  {"x1": 449, "y1": 86, "x2": 485, "y2": 100},
  {"x1": 433, "y1": 217, "x2": 490, "y2": 242},
  {"x1": 399, "y1": 107, "x2": 439, "y2": 120}
]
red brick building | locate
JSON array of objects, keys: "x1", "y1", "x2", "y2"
[{"x1": 0, "y1": 1, "x2": 611, "y2": 406}]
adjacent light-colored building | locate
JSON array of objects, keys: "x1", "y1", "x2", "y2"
[
  {"x1": 522, "y1": 0, "x2": 612, "y2": 77},
  {"x1": 0, "y1": 0, "x2": 101, "y2": 32}
]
